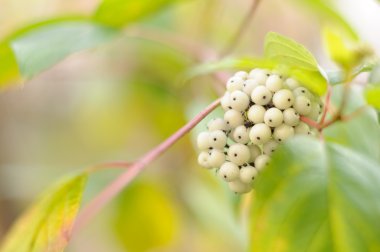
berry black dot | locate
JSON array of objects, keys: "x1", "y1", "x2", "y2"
[
  {"x1": 228, "y1": 106, "x2": 232, "y2": 109},
  {"x1": 238, "y1": 136, "x2": 241, "y2": 139},
  {"x1": 307, "y1": 103, "x2": 310, "y2": 106},
  {"x1": 233, "y1": 98, "x2": 236, "y2": 101},
  {"x1": 278, "y1": 139, "x2": 282, "y2": 142},
  {"x1": 269, "y1": 119, "x2": 272, "y2": 122},
  {"x1": 213, "y1": 138, "x2": 217, "y2": 141},
  {"x1": 288, "y1": 98, "x2": 291, "y2": 102},
  {"x1": 224, "y1": 175, "x2": 227, "y2": 178},
  {"x1": 263, "y1": 96, "x2": 266, "y2": 99},
  {"x1": 266, "y1": 73, "x2": 270, "y2": 76},
  {"x1": 302, "y1": 90, "x2": 305, "y2": 93},
  {"x1": 257, "y1": 136, "x2": 261, "y2": 140},
  {"x1": 234, "y1": 153, "x2": 238, "y2": 157}
]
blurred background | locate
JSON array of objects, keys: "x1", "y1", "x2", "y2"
[{"x1": 0, "y1": 0, "x2": 379, "y2": 251}]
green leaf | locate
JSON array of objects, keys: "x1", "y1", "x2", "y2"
[
  {"x1": 112, "y1": 181, "x2": 180, "y2": 252},
  {"x1": 364, "y1": 85, "x2": 380, "y2": 110},
  {"x1": 288, "y1": 68, "x2": 327, "y2": 96},
  {"x1": 264, "y1": 32, "x2": 319, "y2": 71},
  {"x1": 250, "y1": 137, "x2": 380, "y2": 252},
  {"x1": 94, "y1": 0, "x2": 183, "y2": 27},
  {"x1": 0, "y1": 173, "x2": 88, "y2": 252},
  {"x1": 11, "y1": 21, "x2": 117, "y2": 78},
  {"x1": 0, "y1": 42, "x2": 21, "y2": 89}
]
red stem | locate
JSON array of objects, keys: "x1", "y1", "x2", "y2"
[
  {"x1": 74, "y1": 98, "x2": 221, "y2": 232},
  {"x1": 320, "y1": 85, "x2": 332, "y2": 125},
  {"x1": 300, "y1": 116, "x2": 320, "y2": 129}
]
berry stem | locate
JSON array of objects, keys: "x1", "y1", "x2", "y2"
[
  {"x1": 319, "y1": 85, "x2": 332, "y2": 125},
  {"x1": 74, "y1": 98, "x2": 221, "y2": 232},
  {"x1": 220, "y1": 0, "x2": 262, "y2": 57},
  {"x1": 300, "y1": 116, "x2": 320, "y2": 129}
]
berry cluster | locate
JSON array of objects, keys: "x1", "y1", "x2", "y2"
[{"x1": 197, "y1": 68, "x2": 323, "y2": 194}]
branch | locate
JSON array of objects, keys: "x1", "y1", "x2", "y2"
[
  {"x1": 74, "y1": 98, "x2": 221, "y2": 232},
  {"x1": 220, "y1": 0, "x2": 262, "y2": 57}
]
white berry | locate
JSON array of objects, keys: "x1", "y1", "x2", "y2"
[
  {"x1": 228, "y1": 143, "x2": 250, "y2": 165},
  {"x1": 197, "y1": 132, "x2": 211, "y2": 150},
  {"x1": 293, "y1": 87, "x2": 313, "y2": 99},
  {"x1": 247, "y1": 105, "x2": 266, "y2": 124},
  {"x1": 249, "y1": 123, "x2": 272, "y2": 145},
  {"x1": 219, "y1": 162, "x2": 240, "y2": 182},
  {"x1": 255, "y1": 154, "x2": 270, "y2": 171},
  {"x1": 266, "y1": 75, "x2": 283, "y2": 92},
  {"x1": 308, "y1": 102, "x2": 320, "y2": 121},
  {"x1": 285, "y1": 78, "x2": 299, "y2": 90},
  {"x1": 208, "y1": 149, "x2": 225, "y2": 168},
  {"x1": 224, "y1": 109, "x2": 244, "y2": 128},
  {"x1": 248, "y1": 145, "x2": 261, "y2": 162},
  {"x1": 243, "y1": 79, "x2": 261, "y2": 95},
  {"x1": 230, "y1": 90, "x2": 250, "y2": 111},
  {"x1": 273, "y1": 124, "x2": 294, "y2": 143},
  {"x1": 272, "y1": 89, "x2": 294, "y2": 110},
  {"x1": 209, "y1": 130, "x2": 227, "y2": 149},
  {"x1": 232, "y1": 125, "x2": 250, "y2": 144},
  {"x1": 221, "y1": 92, "x2": 232, "y2": 111},
  {"x1": 264, "y1": 107, "x2": 284, "y2": 127},
  {"x1": 251, "y1": 86, "x2": 272, "y2": 105},
  {"x1": 263, "y1": 140, "x2": 279, "y2": 155},
  {"x1": 226, "y1": 76, "x2": 244, "y2": 92},
  {"x1": 198, "y1": 151, "x2": 211, "y2": 168},
  {"x1": 207, "y1": 118, "x2": 228, "y2": 132},
  {"x1": 240, "y1": 166, "x2": 258, "y2": 184},
  {"x1": 228, "y1": 179, "x2": 252, "y2": 194},
  {"x1": 234, "y1": 71, "x2": 248, "y2": 79},
  {"x1": 283, "y1": 108, "x2": 300, "y2": 126},
  {"x1": 294, "y1": 96, "x2": 312, "y2": 115},
  {"x1": 294, "y1": 122, "x2": 310, "y2": 135}
]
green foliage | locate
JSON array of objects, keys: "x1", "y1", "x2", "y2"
[
  {"x1": 94, "y1": 0, "x2": 183, "y2": 27},
  {"x1": 112, "y1": 181, "x2": 180, "y2": 252},
  {"x1": 0, "y1": 41, "x2": 21, "y2": 89},
  {"x1": 364, "y1": 65, "x2": 380, "y2": 109},
  {"x1": 11, "y1": 21, "x2": 117, "y2": 79},
  {"x1": 364, "y1": 86, "x2": 380, "y2": 110},
  {"x1": 264, "y1": 32, "x2": 327, "y2": 95},
  {"x1": 264, "y1": 32, "x2": 319, "y2": 71},
  {"x1": 250, "y1": 137, "x2": 380, "y2": 252},
  {"x1": 0, "y1": 173, "x2": 87, "y2": 252}
]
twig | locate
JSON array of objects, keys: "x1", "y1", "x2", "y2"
[
  {"x1": 73, "y1": 98, "x2": 221, "y2": 232},
  {"x1": 319, "y1": 85, "x2": 332, "y2": 125},
  {"x1": 300, "y1": 116, "x2": 320, "y2": 129},
  {"x1": 220, "y1": 0, "x2": 262, "y2": 57},
  {"x1": 86, "y1": 162, "x2": 132, "y2": 173}
]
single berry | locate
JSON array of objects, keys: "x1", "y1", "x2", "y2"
[
  {"x1": 240, "y1": 166, "x2": 258, "y2": 184},
  {"x1": 228, "y1": 143, "x2": 251, "y2": 165},
  {"x1": 230, "y1": 90, "x2": 250, "y2": 112},
  {"x1": 255, "y1": 154, "x2": 270, "y2": 171},
  {"x1": 228, "y1": 179, "x2": 252, "y2": 194},
  {"x1": 224, "y1": 109, "x2": 244, "y2": 128},
  {"x1": 208, "y1": 149, "x2": 226, "y2": 167},
  {"x1": 232, "y1": 125, "x2": 250, "y2": 144},
  {"x1": 263, "y1": 140, "x2": 279, "y2": 155},
  {"x1": 264, "y1": 107, "x2": 284, "y2": 127},
  {"x1": 266, "y1": 74, "x2": 283, "y2": 92},
  {"x1": 294, "y1": 96, "x2": 312, "y2": 116},
  {"x1": 247, "y1": 105, "x2": 266, "y2": 124},
  {"x1": 249, "y1": 123, "x2": 272, "y2": 145},
  {"x1": 198, "y1": 151, "x2": 211, "y2": 168},
  {"x1": 219, "y1": 162, "x2": 240, "y2": 182},
  {"x1": 226, "y1": 76, "x2": 244, "y2": 92},
  {"x1": 272, "y1": 89, "x2": 294, "y2": 110},
  {"x1": 251, "y1": 86, "x2": 272, "y2": 105},
  {"x1": 197, "y1": 131, "x2": 211, "y2": 150},
  {"x1": 207, "y1": 118, "x2": 228, "y2": 131},
  {"x1": 209, "y1": 130, "x2": 227, "y2": 149},
  {"x1": 273, "y1": 124, "x2": 294, "y2": 143},
  {"x1": 283, "y1": 108, "x2": 300, "y2": 126}
]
